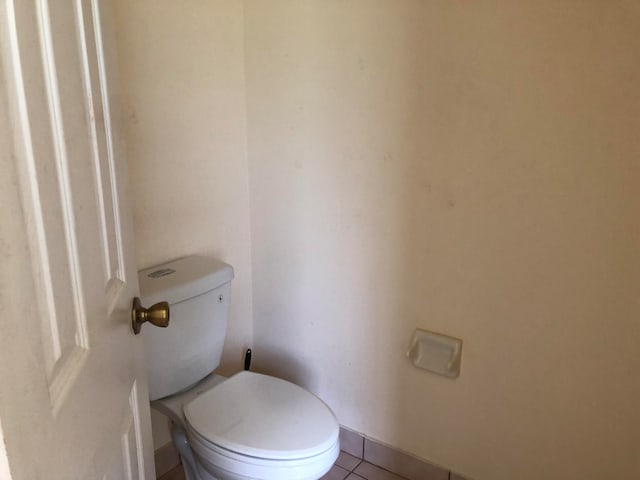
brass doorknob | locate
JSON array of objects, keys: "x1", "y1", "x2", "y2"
[{"x1": 131, "y1": 297, "x2": 170, "y2": 335}]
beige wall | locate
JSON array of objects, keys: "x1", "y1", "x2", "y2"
[
  {"x1": 114, "y1": 0, "x2": 252, "y2": 374},
  {"x1": 113, "y1": 0, "x2": 252, "y2": 448},
  {"x1": 114, "y1": 1, "x2": 640, "y2": 478},
  {"x1": 244, "y1": 2, "x2": 640, "y2": 480}
]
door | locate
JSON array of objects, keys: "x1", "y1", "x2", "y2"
[{"x1": 0, "y1": 0, "x2": 155, "y2": 479}]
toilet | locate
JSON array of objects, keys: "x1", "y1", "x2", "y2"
[{"x1": 138, "y1": 256, "x2": 340, "y2": 480}]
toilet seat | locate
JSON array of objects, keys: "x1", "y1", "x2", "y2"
[{"x1": 183, "y1": 371, "x2": 339, "y2": 479}]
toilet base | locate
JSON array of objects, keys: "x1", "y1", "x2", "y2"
[
  {"x1": 171, "y1": 423, "x2": 200, "y2": 480},
  {"x1": 170, "y1": 422, "x2": 251, "y2": 480}
]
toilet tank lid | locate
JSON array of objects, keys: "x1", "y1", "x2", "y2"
[{"x1": 138, "y1": 256, "x2": 234, "y2": 305}]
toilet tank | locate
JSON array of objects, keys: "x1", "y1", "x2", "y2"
[{"x1": 138, "y1": 256, "x2": 234, "y2": 401}]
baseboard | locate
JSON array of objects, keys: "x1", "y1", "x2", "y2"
[
  {"x1": 339, "y1": 426, "x2": 471, "y2": 480},
  {"x1": 154, "y1": 441, "x2": 180, "y2": 478}
]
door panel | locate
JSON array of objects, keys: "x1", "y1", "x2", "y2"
[
  {"x1": 0, "y1": 0, "x2": 154, "y2": 478},
  {"x1": 75, "y1": 0, "x2": 127, "y2": 306}
]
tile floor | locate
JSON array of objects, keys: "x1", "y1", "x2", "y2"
[{"x1": 158, "y1": 451, "x2": 410, "y2": 480}]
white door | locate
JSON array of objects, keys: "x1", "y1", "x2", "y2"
[{"x1": 0, "y1": 0, "x2": 155, "y2": 479}]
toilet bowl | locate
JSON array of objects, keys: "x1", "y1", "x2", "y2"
[
  {"x1": 139, "y1": 256, "x2": 339, "y2": 480},
  {"x1": 153, "y1": 371, "x2": 339, "y2": 480}
]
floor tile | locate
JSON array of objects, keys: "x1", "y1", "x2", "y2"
[
  {"x1": 321, "y1": 465, "x2": 351, "y2": 480},
  {"x1": 335, "y1": 451, "x2": 361, "y2": 471},
  {"x1": 345, "y1": 475, "x2": 367, "y2": 480},
  {"x1": 158, "y1": 464, "x2": 185, "y2": 480},
  {"x1": 353, "y1": 462, "x2": 408, "y2": 480}
]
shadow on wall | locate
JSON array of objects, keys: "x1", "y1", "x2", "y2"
[
  {"x1": 246, "y1": 2, "x2": 640, "y2": 480},
  {"x1": 252, "y1": 349, "x2": 316, "y2": 390},
  {"x1": 247, "y1": 0, "x2": 456, "y2": 456}
]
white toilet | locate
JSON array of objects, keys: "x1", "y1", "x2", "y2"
[{"x1": 139, "y1": 256, "x2": 339, "y2": 480}]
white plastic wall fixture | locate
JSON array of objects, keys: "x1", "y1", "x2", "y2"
[{"x1": 407, "y1": 329, "x2": 462, "y2": 378}]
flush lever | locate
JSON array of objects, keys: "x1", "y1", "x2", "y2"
[{"x1": 131, "y1": 297, "x2": 170, "y2": 335}]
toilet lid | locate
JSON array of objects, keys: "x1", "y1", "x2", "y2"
[{"x1": 184, "y1": 371, "x2": 339, "y2": 461}]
